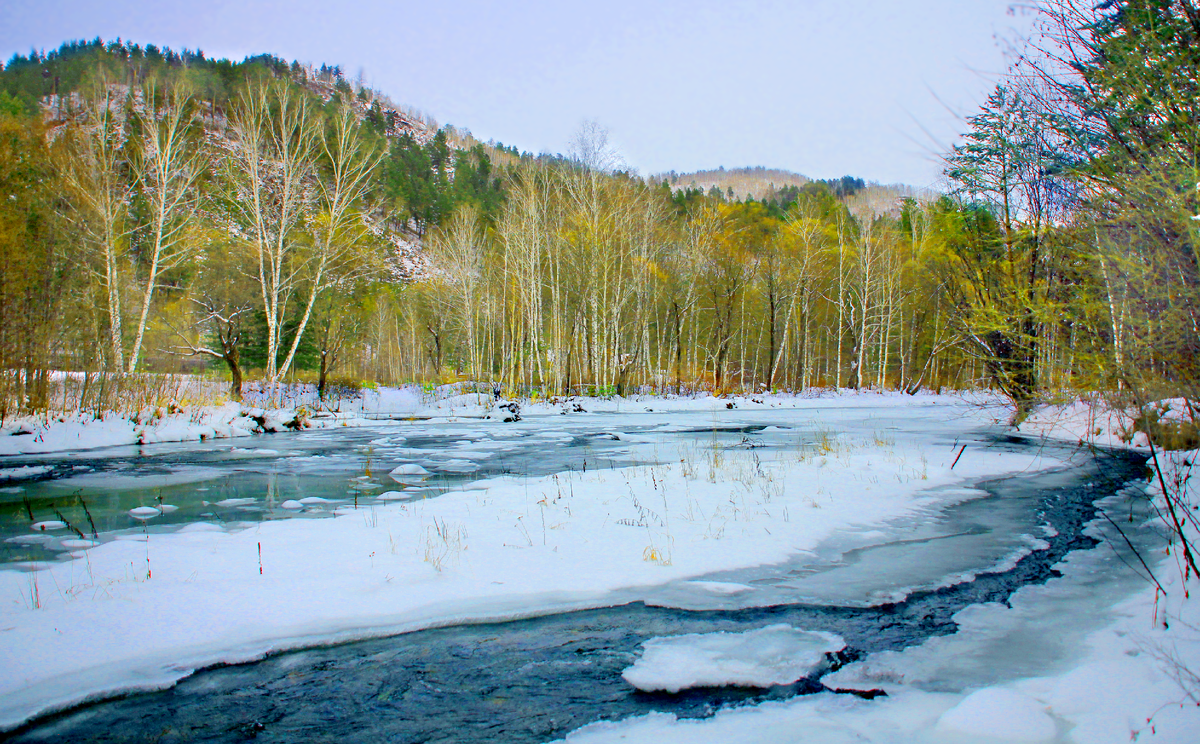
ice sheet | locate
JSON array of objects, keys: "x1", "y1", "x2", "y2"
[{"x1": 622, "y1": 625, "x2": 845, "y2": 692}]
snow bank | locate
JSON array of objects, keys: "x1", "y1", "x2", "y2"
[
  {"x1": 1019, "y1": 399, "x2": 1143, "y2": 449},
  {"x1": 0, "y1": 402, "x2": 375, "y2": 456},
  {"x1": 561, "y1": 443, "x2": 1200, "y2": 744},
  {"x1": 622, "y1": 625, "x2": 844, "y2": 692},
  {"x1": 1019, "y1": 396, "x2": 1195, "y2": 451},
  {"x1": 936, "y1": 688, "x2": 1056, "y2": 741}
]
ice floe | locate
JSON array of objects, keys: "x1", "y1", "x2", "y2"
[{"x1": 621, "y1": 625, "x2": 845, "y2": 692}]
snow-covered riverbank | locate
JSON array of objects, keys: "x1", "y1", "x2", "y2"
[
  {"x1": 561, "y1": 400, "x2": 1200, "y2": 744},
  {"x1": 1, "y1": 390, "x2": 1196, "y2": 742}
]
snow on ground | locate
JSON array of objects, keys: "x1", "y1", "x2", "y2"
[
  {"x1": 0, "y1": 403, "x2": 274, "y2": 456},
  {"x1": 622, "y1": 625, "x2": 845, "y2": 692},
  {"x1": 0, "y1": 389, "x2": 1038, "y2": 730},
  {"x1": 1019, "y1": 395, "x2": 1194, "y2": 451},
  {"x1": 560, "y1": 443, "x2": 1200, "y2": 743},
  {"x1": 1, "y1": 388, "x2": 1196, "y2": 742},
  {"x1": 1020, "y1": 398, "x2": 1145, "y2": 449}
]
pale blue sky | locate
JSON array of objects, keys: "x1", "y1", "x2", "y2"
[{"x1": 0, "y1": 0, "x2": 1032, "y2": 186}]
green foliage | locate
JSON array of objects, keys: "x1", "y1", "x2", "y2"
[
  {"x1": 815, "y1": 176, "x2": 866, "y2": 199},
  {"x1": 381, "y1": 131, "x2": 451, "y2": 234},
  {"x1": 239, "y1": 308, "x2": 321, "y2": 374},
  {"x1": 668, "y1": 184, "x2": 708, "y2": 216},
  {"x1": 0, "y1": 91, "x2": 26, "y2": 117},
  {"x1": 1000, "y1": 0, "x2": 1200, "y2": 393},
  {"x1": 381, "y1": 131, "x2": 506, "y2": 234},
  {"x1": 452, "y1": 144, "x2": 506, "y2": 220},
  {"x1": 0, "y1": 109, "x2": 80, "y2": 411}
]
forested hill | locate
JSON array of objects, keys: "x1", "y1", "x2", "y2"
[
  {"x1": 0, "y1": 38, "x2": 513, "y2": 243},
  {"x1": 0, "y1": 39, "x2": 438, "y2": 142},
  {"x1": 660, "y1": 166, "x2": 812, "y2": 201}
]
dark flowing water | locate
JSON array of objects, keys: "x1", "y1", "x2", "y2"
[{"x1": 1, "y1": 444, "x2": 1147, "y2": 744}]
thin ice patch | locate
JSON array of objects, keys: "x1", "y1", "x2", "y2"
[{"x1": 0, "y1": 465, "x2": 51, "y2": 482}]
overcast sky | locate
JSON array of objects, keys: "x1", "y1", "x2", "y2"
[{"x1": 0, "y1": 0, "x2": 1033, "y2": 187}]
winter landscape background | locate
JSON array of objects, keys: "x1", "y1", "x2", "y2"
[{"x1": 1, "y1": 1, "x2": 1199, "y2": 742}]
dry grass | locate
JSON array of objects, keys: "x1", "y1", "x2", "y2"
[{"x1": 0, "y1": 371, "x2": 229, "y2": 425}]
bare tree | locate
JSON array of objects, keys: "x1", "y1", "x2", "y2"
[
  {"x1": 275, "y1": 97, "x2": 383, "y2": 380},
  {"x1": 171, "y1": 299, "x2": 250, "y2": 400},
  {"x1": 428, "y1": 205, "x2": 488, "y2": 379},
  {"x1": 126, "y1": 81, "x2": 206, "y2": 373},
  {"x1": 224, "y1": 78, "x2": 317, "y2": 384},
  {"x1": 61, "y1": 79, "x2": 133, "y2": 371},
  {"x1": 569, "y1": 120, "x2": 623, "y2": 173}
]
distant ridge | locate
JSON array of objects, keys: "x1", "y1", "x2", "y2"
[
  {"x1": 655, "y1": 166, "x2": 810, "y2": 201},
  {"x1": 655, "y1": 166, "x2": 935, "y2": 217}
]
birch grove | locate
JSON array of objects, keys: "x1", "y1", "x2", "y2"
[{"x1": 6, "y1": 25, "x2": 1177, "y2": 415}]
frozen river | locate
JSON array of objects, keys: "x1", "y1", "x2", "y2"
[
  {"x1": 1, "y1": 415, "x2": 656, "y2": 566},
  {"x1": 0, "y1": 396, "x2": 1166, "y2": 742}
]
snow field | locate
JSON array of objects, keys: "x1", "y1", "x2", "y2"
[{"x1": 0, "y1": 394, "x2": 1044, "y2": 731}]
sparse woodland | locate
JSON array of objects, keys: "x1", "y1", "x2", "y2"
[{"x1": 0, "y1": 0, "x2": 1196, "y2": 424}]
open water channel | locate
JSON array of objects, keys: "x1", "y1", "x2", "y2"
[{"x1": 0, "y1": 405, "x2": 1156, "y2": 743}]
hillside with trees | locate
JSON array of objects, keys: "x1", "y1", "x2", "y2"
[{"x1": 0, "y1": 0, "x2": 1196, "y2": 425}]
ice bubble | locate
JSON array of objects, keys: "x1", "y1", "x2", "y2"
[
  {"x1": 31, "y1": 520, "x2": 67, "y2": 531},
  {"x1": 280, "y1": 500, "x2": 304, "y2": 510},
  {"x1": 214, "y1": 498, "x2": 256, "y2": 507},
  {"x1": 178, "y1": 523, "x2": 223, "y2": 533},
  {"x1": 60, "y1": 538, "x2": 99, "y2": 550},
  {"x1": 128, "y1": 506, "x2": 162, "y2": 519}
]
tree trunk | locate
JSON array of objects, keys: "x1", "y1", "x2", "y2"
[
  {"x1": 318, "y1": 350, "x2": 330, "y2": 400},
  {"x1": 227, "y1": 351, "x2": 244, "y2": 402}
]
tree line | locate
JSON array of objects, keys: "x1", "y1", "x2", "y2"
[{"x1": 0, "y1": 1, "x2": 1196, "y2": 419}]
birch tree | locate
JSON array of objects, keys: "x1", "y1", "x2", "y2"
[
  {"x1": 61, "y1": 80, "x2": 133, "y2": 371},
  {"x1": 276, "y1": 98, "x2": 383, "y2": 380},
  {"x1": 429, "y1": 205, "x2": 488, "y2": 379},
  {"x1": 126, "y1": 81, "x2": 206, "y2": 372},
  {"x1": 225, "y1": 78, "x2": 317, "y2": 384}
]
